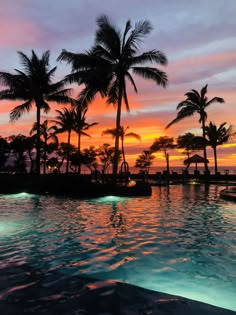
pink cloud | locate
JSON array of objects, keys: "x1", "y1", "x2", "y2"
[{"x1": 0, "y1": 17, "x2": 41, "y2": 49}]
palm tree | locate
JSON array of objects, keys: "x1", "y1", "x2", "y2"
[
  {"x1": 30, "y1": 120, "x2": 58, "y2": 174},
  {"x1": 150, "y1": 136, "x2": 176, "y2": 175},
  {"x1": 102, "y1": 126, "x2": 141, "y2": 171},
  {"x1": 135, "y1": 150, "x2": 155, "y2": 173},
  {"x1": 166, "y1": 84, "x2": 225, "y2": 172},
  {"x1": 52, "y1": 107, "x2": 76, "y2": 173},
  {"x1": 205, "y1": 121, "x2": 235, "y2": 174},
  {"x1": 58, "y1": 15, "x2": 168, "y2": 178},
  {"x1": 97, "y1": 143, "x2": 121, "y2": 174},
  {"x1": 72, "y1": 101, "x2": 98, "y2": 174},
  {"x1": 0, "y1": 50, "x2": 71, "y2": 175}
]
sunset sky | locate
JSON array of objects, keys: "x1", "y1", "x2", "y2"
[{"x1": 0, "y1": 0, "x2": 236, "y2": 169}]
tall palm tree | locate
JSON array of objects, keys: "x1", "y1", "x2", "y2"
[
  {"x1": 52, "y1": 107, "x2": 76, "y2": 174},
  {"x1": 0, "y1": 50, "x2": 71, "y2": 175},
  {"x1": 72, "y1": 101, "x2": 98, "y2": 174},
  {"x1": 166, "y1": 84, "x2": 225, "y2": 172},
  {"x1": 205, "y1": 121, "x2": 235, "y2": 174},
  {"x1": 30, "y1": 120, "x2": 58, "y2": 174},
  {"x1": 102, "y1": 126, "x2": 141, "y2": 169},
  {"x1": 58, "y1": 15, "x2": 168, "y2": 178}
]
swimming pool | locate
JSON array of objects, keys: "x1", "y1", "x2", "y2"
[{"x1": 0, "y1": 184, "x2": 235, "y2": 311}]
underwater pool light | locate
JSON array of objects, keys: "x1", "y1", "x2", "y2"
[{"x1": 95, "y1": 195, "x2": 126, "y2": 203}]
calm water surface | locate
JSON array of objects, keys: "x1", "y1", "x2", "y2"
[{"x1": 0, "y1": 185, "x2": 236, "y2": 311}]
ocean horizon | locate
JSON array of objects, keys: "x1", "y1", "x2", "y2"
[{"x1": 58, "y1": 164, "x2": 236, "y2": 175}]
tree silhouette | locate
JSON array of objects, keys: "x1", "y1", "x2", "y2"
[
  {"x1": 166, "y1": 84, "x2": 224, "y2": 172},
  {"x1": 135, "y1": 150, "x2": 155, "y2": 173},
  {"x1": 30, "y1": 120, "x2": 58, "y2": 174},
  {"x1": 0, "y1": 50, "x2": 71, "y2": 175},
  {"x1": 52, "y1": 107, "x2": 76, "y2": 173},
  {"x1": 205, "y1": 121, "x2": 235, "y2": 174},
  {"x1": 72, "y1": 101, "x2": 98, "y2": 174},
  {"x1": 177, "y1": 132, "x2": 204, "y2": 158},
  {"x1": 102, "y1": 126, "x2": 141, "y2": 171},
  {"x1": 150, "y1": 136, "x2": 175, "y2": 175},
  {"x1": 58, "y1": 15, "x2": 168, "y2": 179}
]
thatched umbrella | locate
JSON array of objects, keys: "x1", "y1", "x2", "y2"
[{"x1": 184, "y1": 154, "x2": 209, "y2": 171}]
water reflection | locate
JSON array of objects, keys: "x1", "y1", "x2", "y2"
[{"x1": 0, "y1": 186, "x2": 235, "y2": 310}]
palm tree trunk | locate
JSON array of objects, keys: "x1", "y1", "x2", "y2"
[
  {"x1": 201, "y1": 119, "x2": 209, "y2": 172},
  {"x1": 213, "y1": 146, "x2": 218, "y2": 175},
  {"x1": 121, "y1": 137, "x2": 125, "y2": 163},
  {"x1": 43, "y1": 139, "x2": 47, "y2": 174},
  {"x1": 113, "y1": 84, "x2": 122, "y2": 179},
  {"x1": 66, "y1": 130, "x2": 71, "y2": 174},
  {"x1": 78, "y1": 131, "x2": 81, "y2": 174},
  {"x1": 36, "y1": 105, "x2": 41, "y2": 175}
]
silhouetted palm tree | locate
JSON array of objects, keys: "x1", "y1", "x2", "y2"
[
  {"x1": 30, "y1": 120, "x2": 58, "y2": 174},
  {"x1": 166, "y1": 84, "x2": 225, "y2": 172},
  {"x1": 135, "y1": 150, "x2": 155, "y2": 173},
  {"x1": 205, "y1": 121, "x2": 235, "y2": 174},
  {"x1": 58, "y1": 15, "x2": 168, "y2": 178},
  {"x1": 52, "y1": 107, "x2": 76, "y2": 173},
  {"x1": 72, "y1": 101, "x2": 98, "y2": 174},
  {"x1": 102, "y1": 126, "x2": 141, "y2": 169},
  {"x1": 97, "y1": 143, "x2": 122, "y2": 175},
  {"x1": 150, "y1": 136, "x2": 176, "y2": 175},
  {"x1": 0, "y1": 50, "x2": 71, "y2": 175}
]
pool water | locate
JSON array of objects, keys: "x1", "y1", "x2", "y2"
[{"x1": 0, "y1": 185, "x2": 235, "y2": 311}]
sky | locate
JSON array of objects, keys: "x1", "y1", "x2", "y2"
[{"x1": 0, "y1": 0, "x2": 236, "y2": 169}]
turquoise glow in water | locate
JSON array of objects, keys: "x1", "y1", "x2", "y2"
[{"x1": 0, "y1": 185, "x2": 235, "y2": 311}]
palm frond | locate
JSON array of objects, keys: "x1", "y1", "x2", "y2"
[
  {"x1": 124, "y1": 20, "x2": 152, "y2": 52},
  {"x1": 10, "y1": 101, "x2": 32, "y2": 121},
  {"x1": 0, "y1": 72, "x2": 18, "y2": 87},
  {"x1": 17, "y1": 51, "x2": 32, "y2": 75},
  {"x1": 206, "y1": 97, "x2": 225, "y2": 106},
  {"x1": 40, "y1": 101, "x2": 50, "y2": 113},
  {"x1": 102, "y1": 128, "x2": 116, "y2": 138},
  {"x1": 165, "y1": 108, "x2": 195, "y2": 129},
  {"x1": 107, "y1": 79, "x2": 119, "y2": 105},
  {"x1": 125, "y1": 72, "x2": 138, "y2": 93},
  {"x1": 95, "y1": 15, "x2": 121, "y2": 58},
  {"x1": 122, "y1": 80, "x2": 130, "y2": 112},
  {"x1": 80, "y1": 131, "x2": 91, "y2": 138},
  {"x1": 122, "y1": 20, "x2": 132, "y2": 50},
  {"x1": 91, "y1": 44, "x2": 114, "y2": 62},
  {"x1": 176, "y1": 100, "x2": 199, "y2": 110},
  {"x1": 200, "y1": 84, "x2": 208, "y2": 99},
  {"x1": 77, "y1": 86, "x2": 99, "y2": 107},
  {"x1": 130, "y1": 50, "x2": 168, "y2": 66},
  {"x1": 132, "y1": 67, "x2": 168, "y2": 87},
  {"x1": 125, "y1": 132, "x2": 141, "y2": 141}
]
